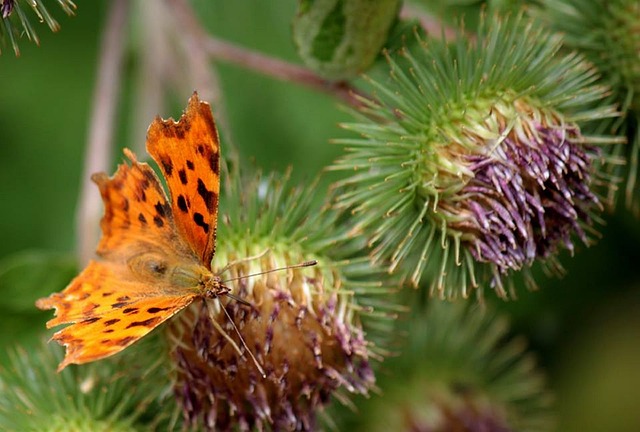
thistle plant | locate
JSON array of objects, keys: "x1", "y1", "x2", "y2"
[
  {"x1": 540, "y1": 0, "x2": 640, "y2": 211},
  {"x1": 167, "y1": 170, "x2": 395, "y2": 431},
  {"x1": 331, "y1": 13, "x2": 621, "y2": 298}
]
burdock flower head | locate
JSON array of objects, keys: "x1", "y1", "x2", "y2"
[
  {"x1": 168, "y1": 171, "x2": 391, "y2": 431},
  {"x1": 331, "y1": 13, "x2": 620, "y2": 298}
]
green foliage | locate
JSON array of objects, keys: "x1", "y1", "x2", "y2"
[
  {"x1": 539, "y1": 0, "x2": 640, "y2": 213},
  {"x1": 0, "y1": 250, "x2": 76, "y2": 312}
]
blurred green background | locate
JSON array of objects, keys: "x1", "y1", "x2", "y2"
[{"x1": 1, "y1": 1, "x2": 639, "y2": 430}]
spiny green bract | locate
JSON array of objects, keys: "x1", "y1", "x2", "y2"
[{"x1": 0, "y1": 340, "x2": 173, "y2": 431}]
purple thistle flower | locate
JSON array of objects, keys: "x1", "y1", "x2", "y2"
[{"x1": 447, "y1": 112, "x2": 601, "y2": 288}]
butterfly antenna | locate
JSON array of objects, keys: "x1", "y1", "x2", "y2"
[
  {"x1": 217, "y1": 248, "x2": 271, "y2": 275},
  {"x1": 221, "y1": 260, "x2": 318, "y2": 284},
  {"x1": 207, "y1": 300, "x2": 266, "y2": 378}
]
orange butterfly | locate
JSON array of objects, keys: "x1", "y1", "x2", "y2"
[{"x1": 36, "y1": 93, "x2": 229, "y2": 371}]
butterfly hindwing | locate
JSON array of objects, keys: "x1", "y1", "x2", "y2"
[
  {"x1": 146, "y1": 93, "x2": 220, "y2": 269},
  {"x1": 36, "y1": 260, "x2": 196, "y2": 370}
]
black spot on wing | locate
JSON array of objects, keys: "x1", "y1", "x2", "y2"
[
  {"x1": 193, "y1": 212, "x2": 210, "y2": 234},
  {"x1": 122, "y1": 198, "x2": 129, "y2": 212},
  {"x1": 159, "y1": 121, "x2": 189, "y2": 139},
  {"x1": 126, "y1": 316, "x2": 162, "y2": 329},
  {"x1": 104, "y1": 318, "x2": 120, "y2": 326},
  {"x1": 154, "y1": 202, "x2": 169, "y2": 218},
  {"x1": 178, "y1": 169, "x2": 188, "y2": 185},
  {"x1": 117, "y1": 296, "x2": 131, "y2": 301},
  {"x1": 138, "y1": 213, "x2": 147, "y2": 225},
  {"x1": 111, "y1": 302, "x2": 130, "y2": 309},
  {"x1": 177, "y1": 195, "x2": 189, "y2": 213},
  {"x1": 152, "y1": 201, "x2": 171, "y2": 228},
  {"x1": 148, "y1": 306, "x2": 173, "y2": 313},
  {"x1": 153, "y1": 216, "x2": 164, "y2": 228},
  {"x1": 186, "y1": 160, "x2": 194, "y2": 170},
  {"x1": 209, "y1": 149, "x2": 219, "y2": 174},
  {"x1": 160, "y1": 157, "x2": 173, "y2": 177},
  {"x1": 82, "y1": 317, "x2": 100, "y2": 324},
  {"x1": 197, "y1": 179, "x2": 216, "y2": 213},
  {"x1": 141, "y1": 170, "x2": 155, "y2": 188},
  {"x1": 116, "y1": 336, "x2": 136, "y2": 346},
  {"x1": 123, "y1": 307, "x2": 139, "y2": 315},
  {"x1": 134, "y1": 187, "x2": 147, "y2": 202}
]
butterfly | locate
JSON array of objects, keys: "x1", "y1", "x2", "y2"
[{"x1": 36, "y1": 93, "x2": 230, "y2": 371}]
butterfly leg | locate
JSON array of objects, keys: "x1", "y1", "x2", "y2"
[{"x1": 204, "y1": 299, "x2": 266, "y2": 377}]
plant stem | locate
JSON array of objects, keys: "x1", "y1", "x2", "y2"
[
  {"x1": 168, "y1": 0, "x2": 239, "y2": 167},
  {"x1": 75, "y1": 0, "x2": 129, "y2": 265},
  {"x1": 169, "y1": 0, "x2": 370, "y2": 109},
  {"x1": 169, "y1": 0, "x2": 219, "y2": 103},
  {"x1": 203, "y1": 36, "x2": 370, "y2": 109}
]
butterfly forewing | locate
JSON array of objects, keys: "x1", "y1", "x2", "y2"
[
  {"x1": 36, "y1": 120, "x2": 214, "y2": 370},
  {"x1": 92, "y1": 151, "x2": 193, "y2": 261},
  {"x1": 146, "y1": 94, "x2": 220, "y2": 269}
]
